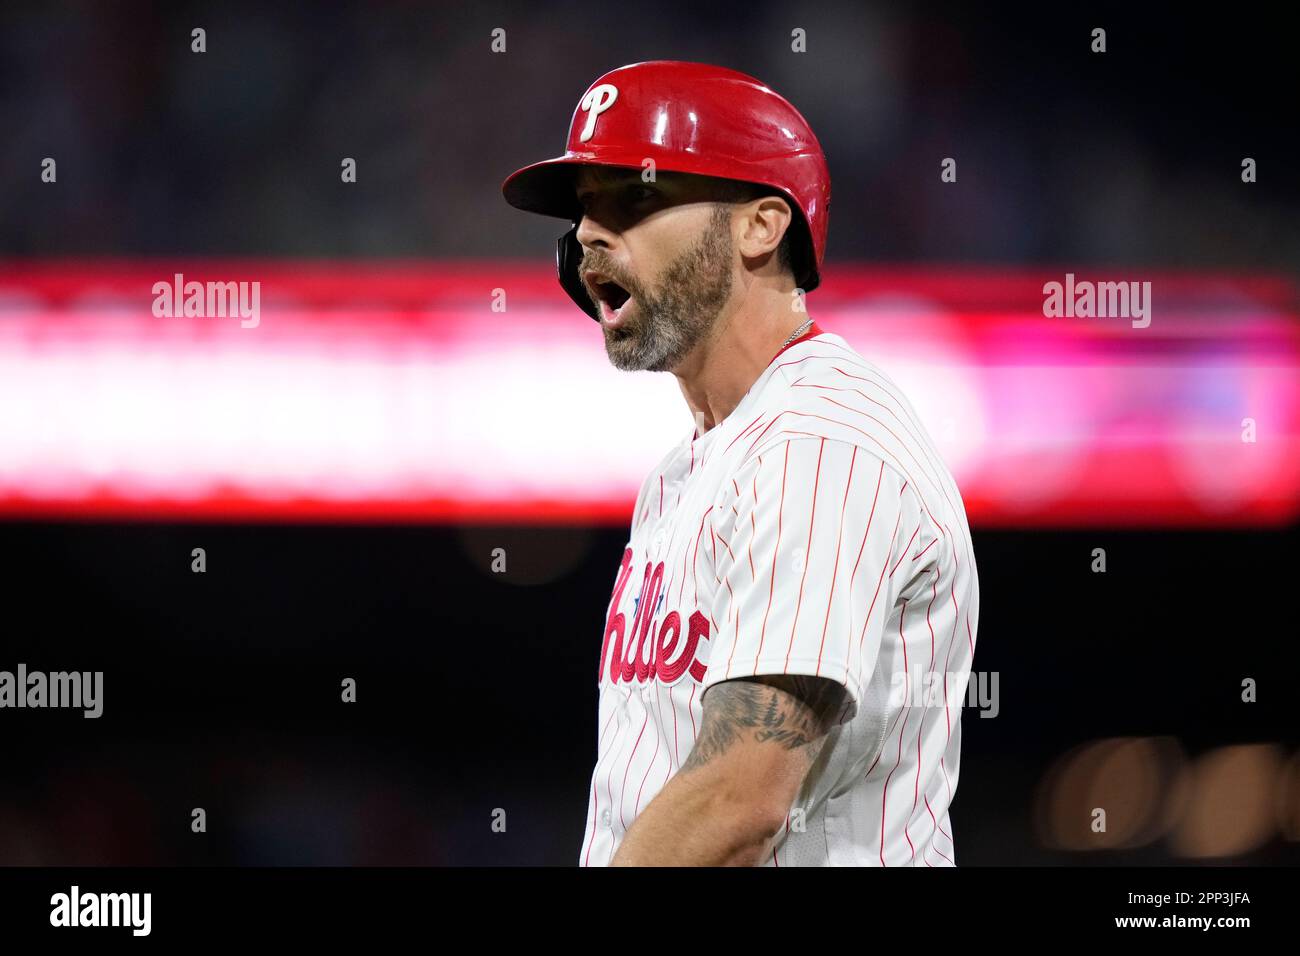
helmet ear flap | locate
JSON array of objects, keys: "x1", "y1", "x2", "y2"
[{"x1": 557, "y1": 224, "x2": 601, "y2": 321}]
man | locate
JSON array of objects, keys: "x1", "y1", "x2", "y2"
[{"x1": 502, "y1": 61, "x2": 979, "y2": 866}]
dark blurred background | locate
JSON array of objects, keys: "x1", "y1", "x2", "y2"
[
  {"x1": 2, "y1": 523, "x2": 1298, "y2": 865},
  {"x1": 2, "y1": 2, "x2": 1296, "y2": 268},
  {"x1": 0, "y1": 1, "x2": 1297, "y2": 865}
]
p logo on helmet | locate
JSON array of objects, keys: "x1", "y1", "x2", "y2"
[{"x1": 578, "y1": 84, "x2": 619, "y2": 142}]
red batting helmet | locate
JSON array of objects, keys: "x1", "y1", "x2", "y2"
[{"x1": 501, "y1": 60, "x2": 832, "y2": 321}]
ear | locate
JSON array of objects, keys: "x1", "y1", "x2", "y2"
[{"x1": 735, "y1": 195, "x2": 793, "y2": 266}]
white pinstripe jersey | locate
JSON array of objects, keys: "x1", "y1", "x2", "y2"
[{"x1": 579, "y1": 323, "x2": 980, "y2": 866}]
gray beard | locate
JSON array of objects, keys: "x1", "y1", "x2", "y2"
[{"x1": 603, "y1": 207, "x2": 734, "y2": 373}]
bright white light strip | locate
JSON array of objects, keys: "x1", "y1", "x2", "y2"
[
  {"x1": 0, "y1": 312, "x2": 688, "y2": 506},
  {"x1": 0, "y1": 265, "x2": 1296, "y2": 526}
]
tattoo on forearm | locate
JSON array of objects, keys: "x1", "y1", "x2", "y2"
[{"x1": 680, "y1": 675, "x2": 847, "y2": 774}]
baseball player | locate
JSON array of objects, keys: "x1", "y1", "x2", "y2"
[{"x1": 502, "y1": 61, "x2": 979, "y2": 866}]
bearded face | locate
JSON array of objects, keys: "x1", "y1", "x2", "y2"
[
  {"x1": 587, "y1": 205, "x2": 734, "y2": 372},
  {"x1": 575, "y1": 170, "x2": 740, "y2": 373}
]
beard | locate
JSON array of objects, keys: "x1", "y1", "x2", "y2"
[{"x1": 595, "y1": 205, "x2": 734, "y2": 373}]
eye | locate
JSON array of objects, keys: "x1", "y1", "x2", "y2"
[{"x1": 576, "y1": 184, "x2": 655, "y2": 215}]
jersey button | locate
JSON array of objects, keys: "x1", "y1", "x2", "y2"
[{"x1": 600, "y1": 808, "x2": 612, "y2": 827}]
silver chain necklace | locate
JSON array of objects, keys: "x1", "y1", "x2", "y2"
[{"x1": 781, "y1": 317, "x2": 814, "y2": 350}]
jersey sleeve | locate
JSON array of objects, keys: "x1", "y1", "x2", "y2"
[{"x1": 704, "y1": 437, "x2": 926, "y2": 725}]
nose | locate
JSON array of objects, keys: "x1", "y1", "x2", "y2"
[{"x1": 574, "y1": 209, "x2": 617, "y2": 253}]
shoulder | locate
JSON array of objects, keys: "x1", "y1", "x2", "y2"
[
  {"x1": 742, "y1": 333, "x2": 930, "y2": 473},
  {"x1": 730, "y1": 332, "x2": 965, "y2": 530}
]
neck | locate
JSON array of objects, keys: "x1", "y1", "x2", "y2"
[{"x1": 673, "y1": 286, "x2": 813, "y2": 436}]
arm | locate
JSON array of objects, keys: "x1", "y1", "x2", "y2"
[
  {"x1": 611, "y1": 441, "x2": 918, "y2": 866},
  {"x1": 610, "y1": 673, "x2": 846, "y2": 867}
]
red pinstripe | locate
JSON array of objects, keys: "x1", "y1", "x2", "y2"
[
  {"x1": 927, "y1": 791, "x2": 954, "y2": 846},
  {"x1": 633, "y1": 711, "x2": 662, "y2": 816},
  {"x1": 662, "y1": 685, "x2": 678, "y2": 788},
  {"x1": 770, "y1": 351, "x2": 840, "y2": 377},
  {"x1": 723, "y1": 456, "x2": 762, "y2": 680},
  {"x1": 908, "y1": 572, "x2": 940, "y2": 865},
  {"x1": 774, "y1": 814, "x2": 791, "y2": 867},
  {"x1": 843, "y1": 461, "x2": 886, "y2": 675},
  {"x1": 784, "y1": 438, "x2": 827, "y2": 670},
  {"x1": 746, "y1": 462, "x2": 760, "y2": 581},
  {"x1": 618, "y1": 708, "x2": 649, "y2": 828},
  {"x1": 723, "y1": 411, "x2": 768, "y2": 457},
  {"x1": 819, "y1": 361, "x2": 970, "y2": 524},
  {"x1": 738, "y1": 406, "x2": 938, "y2": 521},
  {"x1": 941, "y1": 582, "x2": 960, "y2": 738},
  {"x1": 714, "y1": 530, "x2": 736, "y2": 561},
  {"x1": 642, "y1": 671, "x2": 674, "y2": 812},
  {"x1": 812, "y1": 373, "x2": 946, "y2": 478},
  {"x1": 793, "y1": 378, "x2": 922, "y2": 443},
  {"x1": 880, "y1": 600, "x2": 913, "y2": 866},
  {"x1": 856, "y1": 508, "x2": 902, "y2": 672},
  {"x1": 740, "y1": 410, "x2": 801, "y2": 461},
  {"x1": 753, "y1": 442, "x2": 791, "y2": 672},
  {"x1": 814, "y1": 392, "x2": 941, "y2": 488},
  {"x1": 674, "y1": 509, "x2": 700, "y2": 605},
  {"x1": 690, "y1": 506, "x2": 712, "y2": 607},
  {"x1": 600, "y1": 691, "x2": 634, "y2": 846},
  {"x1": 924, "y1": 786, "x2": 955, "y2": 865},
  {"x1": 686, "y1": 684, "x2": 697, "y2": 739},
  {"x1": 584, "y1": 704, "x2": 622, "y2": 867},
  {"x1": 867, "y1": 705, "x2": 905, "y2": 777},
  {"x1": 890, "y1": 524, "x2": 921, "y2": 578},
  {"x1": 813, "y1": 443, "x2": 856, "y2": 675},
  {"x1": 745, "y1": 420, "x2": 932, "y2": 524}
]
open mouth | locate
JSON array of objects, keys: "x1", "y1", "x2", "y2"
[
  {"x1": 585, "y1": 272, "x2": 634, "y2": 325},
  {"x1": 592, "y1": 278, "x2": 631, "y2": 310}
]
